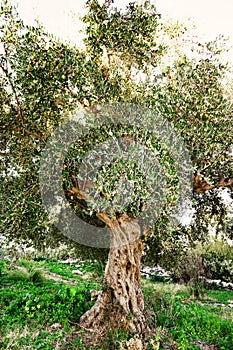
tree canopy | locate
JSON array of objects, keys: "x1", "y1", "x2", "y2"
[
  {"x1": 1, "y1": 0, "x2": 232, "y2": 252},
  {"x1": 0, "y1": 0, "x2": 232, "y2": 335}
]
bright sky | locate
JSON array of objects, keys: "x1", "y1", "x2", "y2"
[{"x1": 11, "y1": 0, "x2": 233, "y2": 63}]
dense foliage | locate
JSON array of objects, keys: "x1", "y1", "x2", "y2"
[{"x1": 0, "y1": 0, "x2": 232, "y2": 262}]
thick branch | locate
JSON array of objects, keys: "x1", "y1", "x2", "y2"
[
  {"x1": 96, "y1": 212, "x2": 113, "y2": 227},
  {"x1": 68, "y1": 186, "x2": 91, "y2": 201},
  {"x1": 217, "y1": 175, "x2": 233, "y2": 188},
  {"x1": 193, "y1": 173, "x2": 233, "y2": 193},
  {"x1": 67, "y1": 176, "x2": 113, "y2": 225}
]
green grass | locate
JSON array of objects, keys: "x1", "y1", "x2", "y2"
[
  {"x1": 205, "y1": 289, "x2": 233, "y2": 304},
  {"x1": 17, "y1": 258, "x2": 103, "y2": 278},
  {"x1": 0, "y1": 259, "x2": 232, "y2": 349},
  {"x1": 142, "y1": 279, "x2": 233, "y2": 349}
]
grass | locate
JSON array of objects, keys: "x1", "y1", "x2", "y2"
[
  {"x1": 0, "y1": 258, "x2": 232, "y2": 349},
  {"x1": 17, "y1": 258, "x2": 103, "y2": 279}
]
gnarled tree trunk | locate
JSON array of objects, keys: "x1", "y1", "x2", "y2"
[{"x1": 79, "y1": 213, "x2": 148, "y2": 334}]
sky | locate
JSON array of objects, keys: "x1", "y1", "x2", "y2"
[{"x1": 10, "y1": 0, "x2": 233, "y2": 63}]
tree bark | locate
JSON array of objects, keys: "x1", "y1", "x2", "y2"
[{"x1": 79, "y1": 213, "x2": 148, "y2": 334}]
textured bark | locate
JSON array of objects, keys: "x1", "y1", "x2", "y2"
[{"x1": 79, "y1": 213, "x2": 148, "y2": 334}]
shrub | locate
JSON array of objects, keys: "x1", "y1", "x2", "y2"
[
  {"x1": 171, "y1": 249, "x2": 204, "y2": 284},
  {"x1": 171, "y1": 240, "x2": 233, "y2": 285},
  {"x1": 202, "y1": 240, "x2": 233, "y2": 282}
]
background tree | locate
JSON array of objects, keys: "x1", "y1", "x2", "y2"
[{"x1": 1, "y1": 0, "x2": 232, "y2": 337}]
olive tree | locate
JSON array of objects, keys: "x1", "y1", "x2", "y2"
[{"x1": 1, "y1": 0, "x2": 232, "y2": 335}]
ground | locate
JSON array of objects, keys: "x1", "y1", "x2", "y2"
[{"x1": 0, "y1": 257, "x2": 232, "y2": 349}]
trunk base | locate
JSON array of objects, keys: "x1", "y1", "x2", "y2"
[{"x1": 80, "y1": 287, "x2": 148, "y2": 334}]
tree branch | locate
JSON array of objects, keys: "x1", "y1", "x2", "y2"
[
  {"x1": 96, "y1": 212, "x2": 112, "y2": 227},
  {"x1": 24, "y1": 129, "x2": 45, "y2": 142},
  {"x1": 0, "y1": 45, "x2": 24, "y2": 123},
  {"x1": 193, "y1": 173, "x2": 233, "y2": 193}
]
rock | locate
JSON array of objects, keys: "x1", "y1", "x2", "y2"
[
  {"x1": 72, "y1": 269, "x2": 83, "y2": 275},
  {"x1": 120, "y1": 337, "x2": 143, "y2": 350},
  {"x1": 60, "y1": 259, "x2": 79, "y2": 264}
]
